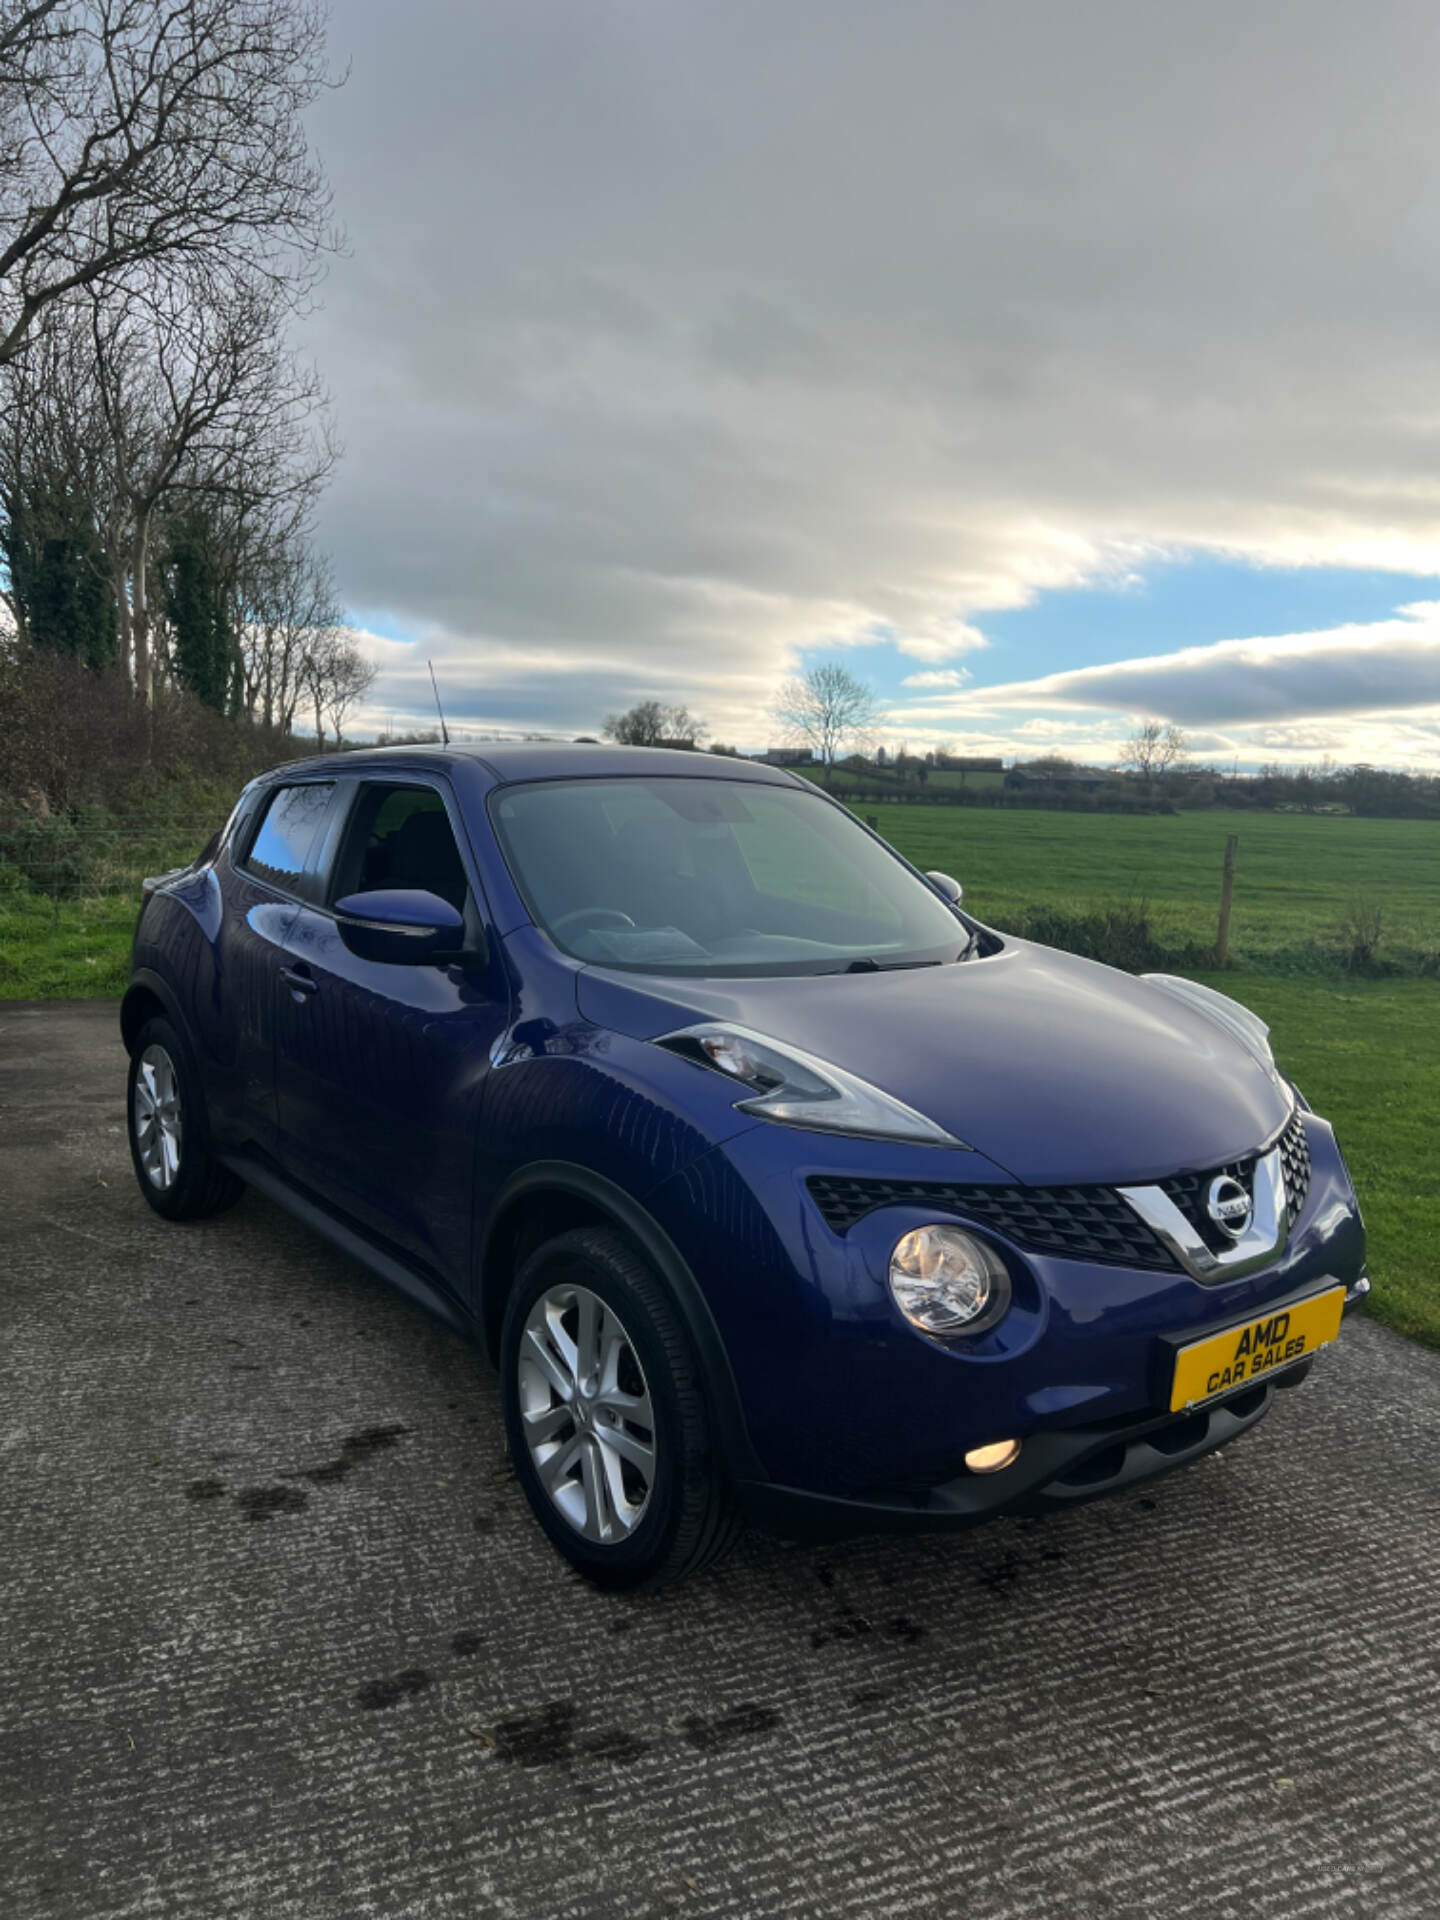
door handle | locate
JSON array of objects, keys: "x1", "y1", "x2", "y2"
[{"x1": 280, "y1": 964, "x2": 319, "y2": 999}]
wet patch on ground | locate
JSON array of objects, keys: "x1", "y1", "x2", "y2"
[
  {"x1": 809, "y1": 1567, "x2": 929, "y2": 1651},
  {"x1": 356, "y1": 1668, "x2": 434, "y2": 1711},
  {"x1": 492, "y1": 1701, "x2": 577, "y2": 1767},
  {"x1": 681, "y1": 1704, "x2": 781, "y2": 1751},
  {"x1": 235, "y1": 1485, "x2": 309, "y2": 1523},
  {"x1": 296, "y1": 1423, "x2": 411, "y2": 1486},
  {"x1": 579, "y1": 1726, "x2": 651, "y2": 1763}
]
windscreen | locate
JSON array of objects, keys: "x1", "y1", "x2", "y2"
[{"x1": 490, "y1": 776, "x2": 968, "y2": 976}]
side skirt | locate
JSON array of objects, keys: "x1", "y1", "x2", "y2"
[{"x1": 223, "y1": 1150, "x2": 476, "y2": 1342}]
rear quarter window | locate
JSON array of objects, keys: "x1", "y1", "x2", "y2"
[{"x1": 242, "y1": 783, "x2": 335, "y2": 898}]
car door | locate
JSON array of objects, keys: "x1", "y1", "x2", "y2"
[
  {"x1": 271, "y1": 773, "x2": 510, "y2": 1293},
  {"x1": 203, "y1": 778, "x2": 339, "y2": 1154}
]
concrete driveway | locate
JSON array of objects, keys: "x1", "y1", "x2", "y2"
[{"x1": 2, "y1": 999, "x2": 1437, "y2": 1920}]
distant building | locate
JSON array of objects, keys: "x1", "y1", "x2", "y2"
[
  {"x1": 933, "y1": 754, "x2": 1003, "y2": 772},
  {"x1": 757, "y1": 746, "x2": 814, "y2": 766},
  {"x1": 1004, "y1": 768, "x2": 1110, "y2": 792}
]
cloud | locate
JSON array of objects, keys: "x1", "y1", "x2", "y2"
[
  {"x1": 902, "y1": 667, "x2": 974, "y2": 688},
  {"x1": 909, "y1": 603, "x2": 1440, "y2": 727},
  {"x1": 886, "y1": 621, "x2": 991, "y2": 664},
  {"x1": 309, "y1": 1, "x2": 1440, "y2": 750}
]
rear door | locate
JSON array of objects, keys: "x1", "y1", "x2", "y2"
[
  {"x1": 204, "y1": 778, "x2": 338, "y2": 1154},
  {"x1": 271, "y1": 774, "x2": 510, "y2": 1292}
]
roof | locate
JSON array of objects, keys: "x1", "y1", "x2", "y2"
[{"x1": 273, "y1": 740, "x2": 806, "y2": 787}]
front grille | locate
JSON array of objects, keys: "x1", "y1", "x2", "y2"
[
  {"x1": 805, "y1": 1175, "x2": 1181, "y2": 1271},
  {"x1": 1158, "y1": 1156, "x2": 1255, "y2": 1255},
  {"x1": 1277, "y1": 1109, "x2": 1312, "y2": 1225},
  {"x1": 1157, "y1": 1108, "x2": 1311, "y2": 1251},
  {"x1": 806, "y1": 1109, "x2": 1313, "y2": 1272}
]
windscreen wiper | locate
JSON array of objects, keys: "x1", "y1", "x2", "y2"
[{"x1": 838, "y1": 957, "x2": 944, "y2": 973}]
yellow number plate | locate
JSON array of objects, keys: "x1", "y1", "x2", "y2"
[{"x1": 1170, "y1": 1285, "x2": 1346, "y2": 1412}]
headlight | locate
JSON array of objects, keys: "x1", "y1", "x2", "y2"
[
  {"x1": 657, "y1": 1022, "x2": 964, "y2": 1147},
  {"x1": 1141, "y1": 973, "x2": 1275, "y2": 1069},
  {"x1": 889, "y1": 1225, "x2": 1010, "y2": 1336}
]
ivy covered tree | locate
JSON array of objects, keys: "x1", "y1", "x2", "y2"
[
  {"x1": 0, "y1": 472, "x2": 116, "y2": 667},
  {"x1": 164, "y1": 513, "x2": 234, "y2": 712}
]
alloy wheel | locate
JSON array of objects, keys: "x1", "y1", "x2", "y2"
[
  {"x1": 516, "y1": 1283, "x2": 656, "y2": 1544},
  {"x1": 133, "y1": 1043, "x2": 183, "y2": 1191}
]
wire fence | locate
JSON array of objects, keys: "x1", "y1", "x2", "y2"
[{"x1": 0, "y1": 820, "x2": 218, "y2": 904}]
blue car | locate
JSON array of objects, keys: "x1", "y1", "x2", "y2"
[{"x1": 124, "y1": 743, "x2": 1368, "y2": 1588}]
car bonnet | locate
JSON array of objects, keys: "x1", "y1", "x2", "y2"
[{"x1": 574, "y1": 940, "x2": 1294, "y2": 1187}]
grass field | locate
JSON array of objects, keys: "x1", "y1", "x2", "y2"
[
  {"x1": 3, "y1": 802, "x2": 1435, "y2": 1347},
  {"x1": 854, "y1": 803, "x2": 1440, "y2": 972}
]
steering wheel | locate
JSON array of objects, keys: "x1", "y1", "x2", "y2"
[{"x1": 551, "y1": 907, "x2": 637, "y2": 939}]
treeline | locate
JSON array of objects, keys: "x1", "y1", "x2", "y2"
[
  {"x1": 1233, "y1": 763, "x2": 1440, "y2": 820},
  {"x1": 819, "y1": 776, "x2": 1171, "y2": 814},
  {"x1": 820, "y1": 760, "x2": 1440, "y2": 820},
  {"x1": 0, "y1": 0, "x2": 371, "y2": 797}
]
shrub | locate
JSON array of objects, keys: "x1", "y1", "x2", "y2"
[
  {"x1": 1337, "y1": 896, "x2": 1386, "y2": 975},
  {"x1": 997, "y1": 898, "x2": 1206, "y2": 973},
  {"x1": 0, "y1": 643, "x2": 302, "y2": 818}
]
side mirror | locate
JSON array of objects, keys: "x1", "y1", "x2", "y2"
[
  {"x1": 926, "y1": 870, "x2": 964, "y2": 906},
  {"x1": 333, "y1": 888, "x2": 465, "y2": 965}
]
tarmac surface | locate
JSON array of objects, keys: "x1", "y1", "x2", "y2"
[{"x1": 2, "y1": 998, "x2": 1438, "y2": 1920}]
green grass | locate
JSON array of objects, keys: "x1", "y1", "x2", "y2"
[
  {"x1": 922, "y1": 768, "x2": 1007, "y2": 791},
  {"x1": 0, "y1": 890, "x2": 139, "y2": 996},
  {"x1": 855, "y1": 804, "x2": 1440, "y2": 971}
]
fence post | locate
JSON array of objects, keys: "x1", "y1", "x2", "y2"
[{"x1": 1215, "y1": 834, "x2": 1239, "y2": 966}]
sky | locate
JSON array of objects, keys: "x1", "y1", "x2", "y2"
[{"x1": 302, "y1": 0, "x2": 1440, "y2": 767}]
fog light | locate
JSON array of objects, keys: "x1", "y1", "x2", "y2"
[
  {"x1": 889, "y1": 1224, "x2": 1010, "y2": 1336},
  {"x1": 965, "y1": 1439, "x2": 1021, "y2": 1474}
]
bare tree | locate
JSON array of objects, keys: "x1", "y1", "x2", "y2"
[
  {"x1": 1118, "y1": 719, "x2": 1189, "y2": 784},
  {"x1": 234, "y1": 530, "x2": 337, "y2": 730},
  {"x1": 0, "y1": 0, "x2": 335, "y2": 368},
  {"x1": 602, "y1": 699, "x2": 708, "y2": 746},
  {"x1": 319, "y1": 633, "x2": 376, "y2": 746},
  {"x1": 773, "y1": 662, "x2": 886, "y2": 768},
  {"x1": 297, "y1": 625, "x2": 372, "y2": 751}
]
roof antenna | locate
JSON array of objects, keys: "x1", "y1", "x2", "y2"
[{"x1": 427, "y1": 658, "x2": 451, "y2": 746}]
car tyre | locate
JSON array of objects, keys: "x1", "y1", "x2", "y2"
[
  {"x1": 501, "y1": 1225, "x2": 742, "y2": 1590},
  {"x1": 126, "y1": 1015, "x2": 244, "y2": 1220}
]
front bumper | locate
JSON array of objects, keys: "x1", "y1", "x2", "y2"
[
  {"x1": 645, "y1": 1111, "x2": 1367, "y2": 1517},
  {"x1": 737, "y1": 1273, "x2": 1368, "y2": 1539}
]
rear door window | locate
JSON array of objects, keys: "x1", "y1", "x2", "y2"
[{"x1": 242, "y1": 783, "x2": 336, "y2": 899}]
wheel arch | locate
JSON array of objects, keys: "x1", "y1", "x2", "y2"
[
  {"x1": 120, "y1": 968, "x2": 190, "y2": 1057},
  {"x1": 478, "y1": 1161, "x2": 765, "y2": 1484}
]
